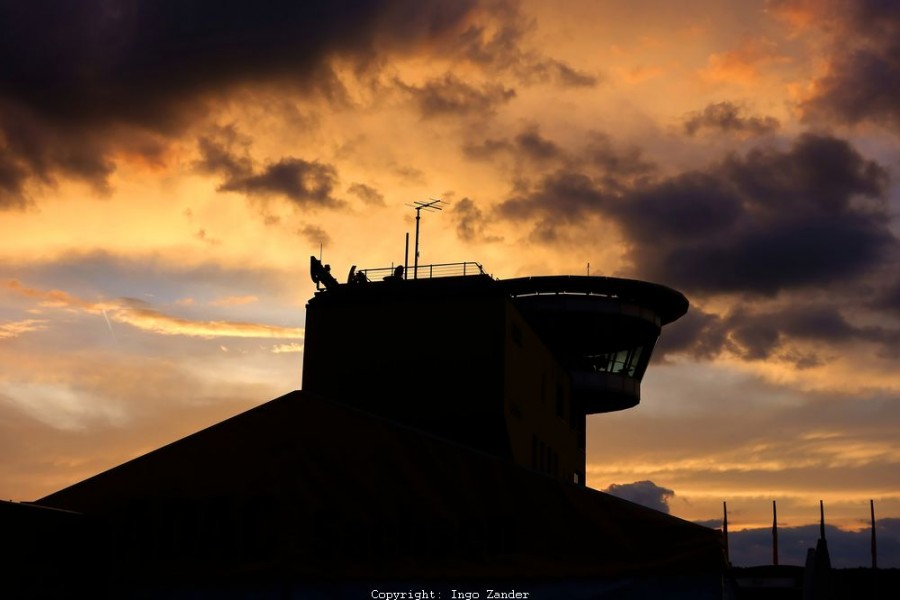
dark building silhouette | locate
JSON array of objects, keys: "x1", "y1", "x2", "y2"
[
  {"x1": 5, "y1": 258, "x2": 727, "y2": 598},
  {"x1": 303, "y1": 261, "x2": 688, "y2": 487}
]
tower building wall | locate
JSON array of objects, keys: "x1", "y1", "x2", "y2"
[{"x1": 302, "y1": 264, "x2": 688, "y2": 485}]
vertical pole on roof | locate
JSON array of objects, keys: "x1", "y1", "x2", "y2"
[
  {"x1": 773, "y1": 500, "x2": 779, "y2": 566},
  {"x1": 820, "y1": 500, "x2": 826, "y2": 541},
  {"x1": 404, "y1": 232, "x2": 409, "y2": 280},
  {"x1": 414, "y1": 210, "x2": 421, "y2": 279},
  {"x1": 723, "y1": 501, "x2": 730, "y2": 565},
  {"x1": 871, "y1": 499, "x2": 878, "y2": 569}
]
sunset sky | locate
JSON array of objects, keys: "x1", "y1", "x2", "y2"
[{"x1": 1, "y1": 0, "x2": 899, "y2": 567}]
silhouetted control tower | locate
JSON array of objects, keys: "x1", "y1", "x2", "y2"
[
  {"x1": 15, "y1": 257, "x2": 724, "y2": 595},
  {"x1": 303, "y1": 258, "x2": 687, "y2": 486}
]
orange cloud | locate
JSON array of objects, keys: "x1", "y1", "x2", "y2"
[
  {"x1": 700, "y1": 36, "x2": 790, "y2": 85},
  {"x1": 0, "y1": 318, "x2": 47, "y2": 339},
  {"x1": 766, "y1": 0, "x2": 821, "y2": 31},
  {"x1": 112, "y1": 308, "x2": 302, "y2": 339},
  {"x1": 271, "y1": 342, "x2": 303, "y2": 353},
  {"x1": 4, "y1": 279, "x2": 106, "y2": 311},
  {"x1": 617, "y1": 65, "x2": 664, "y2": 85},
  {"x1": 4, "y1": 279, "x2": 301, "y2": 340},
  {"x1": 208, "y1": 294, "x2": 259, "y2": 306}
]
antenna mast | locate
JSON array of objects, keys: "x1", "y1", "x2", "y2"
[
  {"x1": 406, "y1": 198, "x2": 444, "y2": 280},
  {"x1": 871, "y1": 499, "x2": 878, "y2": 569},
  {"x1": 772, "y1": 500, "x2": 779, "y2": 566}
]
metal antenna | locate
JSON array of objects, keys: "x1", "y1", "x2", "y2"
[
  {"x1": 405, "y1": 198, "x2": 444, "y2": 280},
  {"x1": 723, "y1": 501, "x2": 730, "y2": 565},
  {"x1": 871, "y1": 499, "x2": 878, "y2": 569},
  {"x1": 819, "y1": 499, "x2": 826, "y2": 541},
  {"x1": 772, "y1": 500, "x2": 779, "y2": 566}
]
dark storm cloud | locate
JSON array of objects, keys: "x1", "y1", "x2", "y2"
[
  {"x1": 654, "y1": 215, "x2": 893, "y2": 296},
  {"x1": 463, "y1": 126, "x2": 567, "y2": 165},
  {"x1": 552, "y1": 61, "x2": 599, "y2": 87},
  {"x1": 298, "y1": 225, "x2": 332, "y2": 248},
  {"x1": 726, "y1": 304, "x2": 897, "y2": 363},
  {"x1": 401, "y1": 74, "x2": 516, "y2": 118},
  {"x1": 683, "y1": 101, "x2": 780, "y2": 136},
  {"x1": 490, "y1": 132, "x2": 653, "y2": 244},
  {"x1": 792, "y1": 0, "x2": 900, "y2": 130},
  {"x1": 194, "y1": 127, "x2": 253, "y2": 181},
  {"x1": 462, "y1": 126, "x2": 571, "y2": 165},
  {"x1": 462, "y1": 138, "x2": 514, "y2": 160},
  {"x1": 603, "y1": 480, "x2": 674, "y2": 514},
  {"x1": 0, "y1": 148, "x2": 29, "y2": 208},
  {"x1": 768, "y1": 305, "x2": 894, "y2": 345},
  {"x1": 347, "y1": 183, "x2": 385, "y2": 206},
  {"x1": 498, "y1": 170, "x2": 610, "y2": 242},
  {"x1": 642, "y1": 133, "x2": 892, "y2": 295},
  {"x1": 656, "y1": 300, "x2": 898, "y2": 367},
  {"x1": 514, "y1": 128, "x2": 565, "y2": 162},
  {"x1": 722, "y1": 134, "x2": 887, "y2": 215},
  {"x1": 0, "y1": 0, "x2": 484, "y2": 205},
  {"x1": 582, "y1": 133, "x2": 655, "y2": 185},
  {"x1": 221, "y1": 158, "x2": 343, "y2": 208},
  {"x1": 450, "y1": 0, "x2": 597, "y2": 88},
  {"x1": 500, "y1": 132, "x2": 895, "y2": 296},
  {"x1": 614, "y1": 171, "x2": 743, "y2": 244},
  {"x1": 196, "y1": 129, "x2": 343, "y2": 208},
  {"x1": 875, "y1": 280, "x2": 900, "y2": 315},
  {"x1": 654, "y1": 307, "x2": 729, "y2": 361},
  {"x1": 454, "y1": 198, "x2": 485, "y2": 242},
  {"x1": 653, "y1": 304, "x2": 783, "y2": 364},
  {"x1": 0, "y1": 0, "x2": 479, "y2": 123},
  {"x1": 0, "y1": 102, "x2": 118, "y2": 200},
  {"x1": 452, "y1": 197, "x2": 502, "y2": 243}
]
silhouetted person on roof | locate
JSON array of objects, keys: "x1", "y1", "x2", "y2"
[{"x1": 384, "y1": 265, "x2": 404, "y2": 281}]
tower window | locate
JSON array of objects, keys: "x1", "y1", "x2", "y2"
[{"x1": 584, "y1": 346, "x2": 644, "y2": 378}]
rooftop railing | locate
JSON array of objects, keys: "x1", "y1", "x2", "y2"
[{"x1": 359, "y1": 261, "x2": 487, "y2": 282}]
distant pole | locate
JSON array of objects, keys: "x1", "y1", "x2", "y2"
[
  {"x1": 587, "y1": 262, "x2": 590, "y2": 276},
  {"x1": 871, "y1": 499, "x2": 878, "y2": 569},
  {"x1": 404, "y1": 232, "x2": 409, "y2": 280},
  {"x1": 819, "y1": 500, "x2": 826, "y2": 541},
  {"x1": 772, "y1": 500, "x2": 779, "y2": 566},
  {"x1": 723, "y1": 501, "x2": 730, "y2": 564}
]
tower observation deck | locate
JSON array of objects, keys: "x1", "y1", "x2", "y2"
[
  {"x1": 303, "y1": 257, "x2": 688, "y2": 484},
  {"x1": 500, "y1": 275, "x2": 688, "y2": 413}
]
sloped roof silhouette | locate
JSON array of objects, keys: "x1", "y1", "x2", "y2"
[{"x1": 36, "y1": 390, "x2": 725, "y2": 583}]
